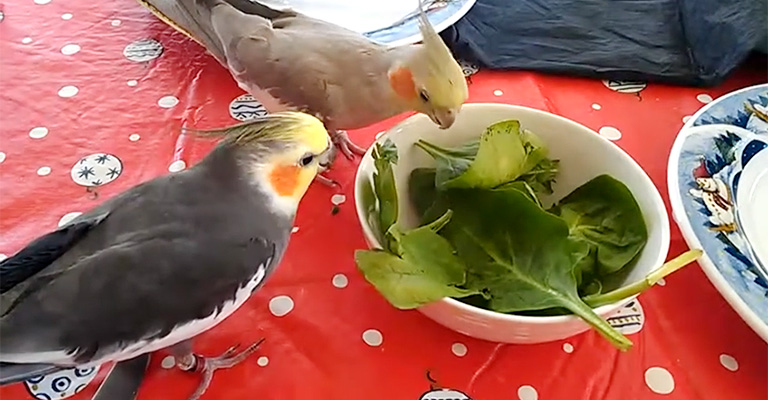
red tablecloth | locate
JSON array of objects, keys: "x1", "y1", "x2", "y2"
[{"x1": 1, "y1": 1, "x2": 767, "y2": 399}]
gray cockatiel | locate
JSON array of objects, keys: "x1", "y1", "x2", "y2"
[
  {"x1": 0, "y1": 112, "x2": 332, "y2": 400},
  {"x1": 137, "y1": 0, "x2": 469, "y2": 186}
]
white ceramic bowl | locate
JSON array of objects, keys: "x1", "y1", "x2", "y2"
[{"x1": 354, "y1": 103, "x2": 671, "y2": 344}]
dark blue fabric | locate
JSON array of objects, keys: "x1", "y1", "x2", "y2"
[{"x1": 441, "y1": 0, "x2": 768, "y2": 86}]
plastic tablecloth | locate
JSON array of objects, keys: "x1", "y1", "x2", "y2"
[{"x1": 1, "y1": 1, "x2": 767, "y2": 399}]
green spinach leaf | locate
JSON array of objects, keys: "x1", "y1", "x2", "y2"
[
  {"x1": 415, "y1": 120, "x2": 527, "y2": 189},
  {"x1": 415, "y1": 120, "x2": 560, "y2": 195},
  {"x1": 371, "y1": 140, "x2": 399, "y2": 252},
  {"x1": 443, "y1": 187, "x2": 633, "y2": 350},
  {"x1": 354, "y1": 210, "x2": 477, "y2": 309},
  {"x1": 517, "y1": 158, "x2": 560, "y2": 195},
  {"x1": 408, "y1": 168, "x2": 440, "y2": 220},
  {"x1": 495, "y1": 181, "x2": 543, "y2": 206},
  {"x1": 519, "y1": 128, "x2": 549, "y2": 170},
  {"x1": 548, "y1": 174, "x2": 648, "y2": 285},
  {"x1": 412, "y1": 139, "x2": 480, "y2": 189}
]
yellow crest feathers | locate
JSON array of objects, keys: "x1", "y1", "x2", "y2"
[
  {"x1": 183, "y1": 111, "x2": 329, "y2": 153},
  {"x1": 416, "y1": 0, "x2": 442, "y2": 46},
  {"x1": 414, "y1": 1, "x2": 469, "y2": 107}
]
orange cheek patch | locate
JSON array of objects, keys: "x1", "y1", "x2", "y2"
[
  {"x1": 389, "y1": 67, "x2": 416, "y2": 99},
  {"x1": 268, "y1": 165, "x2": 300, "y2": 196}
]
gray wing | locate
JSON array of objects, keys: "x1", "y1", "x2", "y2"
[
  {"x1": 0, "y1": 231, "x2": 274, "y2": 364},
  {"x1": 206, "y1": 2, "x2": 345, "y2": 114},
  {"x1": 0, "y1": 213, "x2": 108, "y2": 383},
  {"x1": 139, "y1": 0, "x2": 294, "y2": 64},
  {"x1": 0, "y1": 212, "x2": 108, "y2": 295},
  {"x1": 213, "y1": 4, "x2": 398, "y2": 125},
  {"x1": 0, "y1": 171, "x2": 278, "y2": 367},
  {"x1": 142, "y1": 0, "x2": 395, "y2": 126}
]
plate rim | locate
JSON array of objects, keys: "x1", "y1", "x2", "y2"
[
  {"x1": 667, "y1": 83, "x2": 768, "y2": 343},
  {"x1": 363, "y1": 0, "x2": 477, "y2": 47}
]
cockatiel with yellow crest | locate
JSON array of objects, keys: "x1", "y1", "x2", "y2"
[
  {"x1": 0, "y1": 112, "x2": 332, "y2": 400},
  {"x1": 137, "y1": 0, "x2": 469, "y2": 185}
]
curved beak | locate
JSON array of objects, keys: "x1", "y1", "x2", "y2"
[
  {"x1": 318, "y1": 138, "x2": 335, "y2": 170},
  {"x1": 429, "y1": 107, "x2": 460, "y2": 129}
]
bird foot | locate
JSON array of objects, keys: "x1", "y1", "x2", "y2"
[
  {"x1": 314, "y1": 173, "x2": 340, "y2": 188},
  {"x1": 331, "y1": 130, "x2": 367, "y2": 160},
  {"x1": 178, "y1": 338, "x2": 265, "y2": 400}
]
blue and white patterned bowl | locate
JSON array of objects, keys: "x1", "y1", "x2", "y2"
[
  {"x1": 269, "y1": 0, "x2": 476, "y2": 47},
  {"x1": 668, "y1": 84, "x2": 768, "y2": 342}
]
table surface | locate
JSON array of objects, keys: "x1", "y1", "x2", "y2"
[{"x1": 1, "y1": 0, "x2": 767, "y2": 399}]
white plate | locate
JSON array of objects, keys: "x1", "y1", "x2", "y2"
[
  {"x1": 667, "y1": 84, "x2": 768, "y2": 342},
  {"x1": 262, "y1": 0, "x2": 477, "y2": 46},
  {"x1": 735, "y1": 147, "x2": 768, "y2": 269}
]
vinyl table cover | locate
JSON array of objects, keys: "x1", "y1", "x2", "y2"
[{"x1": 0, "y1": 1, "x2": 766, "y2": 399}]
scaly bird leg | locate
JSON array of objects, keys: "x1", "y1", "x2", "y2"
[
  {"x1": 172, "y1": 338, "x2": 265, "y2": 400},
  {"x1": 310, "y1": 129, "x2": 366, "y2": 188},
  {"x1": 331, "y1": 129, "x2": 367, "y2": 160}
]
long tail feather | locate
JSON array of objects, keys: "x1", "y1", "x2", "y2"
[
  {"x1": 92, "y1": 355, "x2": 150, "y2": 400},
  {"x1": 0, "y1": 363, "x2": 62, "y2": 385},
  {"x1": 220, "y1": 0, "x2": 292, "y2": 19}
]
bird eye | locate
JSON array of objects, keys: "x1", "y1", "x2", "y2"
[
  {"x1": 299, "y1": 154, "x2": 315, "y2": 167},
  {"x1": 419, "y1": 89, "x2": 430, "y2": 103}
]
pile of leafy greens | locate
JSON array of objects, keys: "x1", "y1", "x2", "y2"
[{"x1": 355, "y1": 119, "x2": 689, "y2": 351}]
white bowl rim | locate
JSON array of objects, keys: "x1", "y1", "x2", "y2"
[
  {"x1": 354, "y1": 102, "x2": 671, "y2": 323},
  {"x1": 666, "y1": 83, "x2": 768, "y2": 342}
]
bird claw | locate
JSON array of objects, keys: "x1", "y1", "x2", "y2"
[
  {"x1": 86, "y1": 186, "x2": 100, "y2": 200},
  {"x1": 331, "y1": 130, "x2": 366, "y2": 160},
  {"x1": 311, "y1": 130, "x2": 364, "y2": 188},
  {"x1": 314, "y1": 173, "x2": 340, "y2": 188},
  {"x1": 218, "y1": 344, "x2": 242, "y2": 359},
  {"x1": 183, "y1": 338, "x2": 265, "y2": 400}
]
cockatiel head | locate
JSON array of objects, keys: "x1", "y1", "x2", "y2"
[
  {"x1": 388, "y1": 1, "x2": 469, "y2": 129},
  {"x1": 193, "y1": 112, "x2": 332, "y2": 207}
]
